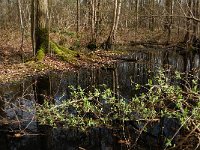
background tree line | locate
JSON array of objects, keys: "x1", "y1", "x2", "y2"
[{"x1": 1, "y1": 0, "x2": 200, "y2": 49}]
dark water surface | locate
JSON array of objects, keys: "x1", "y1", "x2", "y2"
[{"x1": 0, "y1": 49, "x2": 199, "y2": 150}]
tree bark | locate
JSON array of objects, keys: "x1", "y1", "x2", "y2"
[
  {"x1": 87, "y1": 0, "x2": 102, "y2": 50},
  {"x1": 135, "y1": 0, "x2": 139, "y2": 32},
  {"x1": 104, "y1": 0, "x2": 121, "y2": 49},
  {"x1": 31, "y1": 0, "x2": 49, "y2": 59},
  {"x1": 164, "y1": 0, "x2": 173, "y2": 44},
  {"x1": 76, "y1": 0, "x2": 80, "y2": 37},
  {"x1": 91, "y1": 0, "x2": 96, "y2": 43},
  {"x1": 150, "y1": 0, "x2": 155, "y2": 31},
  {"x1": 192, "y1": 0, "x2": 199, "y2": 41},
  {"x1": 113, "y1": 0, "x2": 121, "y2": 40},
  {"x1": 17, "y1": 0, "x2": 25, "y2": 62},
  {"x1": 184, "y1": 0, "x2": 192, "y2": 44},
  {"x1": 95, "y1": 0, "x2": 101, "y2": 38}
]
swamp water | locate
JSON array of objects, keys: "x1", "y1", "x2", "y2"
[{"x1": 0, "y1": 49, "x2": 199, "y2": 150}]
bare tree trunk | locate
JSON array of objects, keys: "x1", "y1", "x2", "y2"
[
  {"x1": 91, "y1": 0, "x2": 96, "y2": 43},
  {"x1": 31, "y1": 0, "x2": 36, "y2": 55},
  {"x1": 113, "y1": 0, "x2": 121, "y2": 39},
  {"x1": 76, "y1": 0, "x2": 80, "y2": 37},
  {"x1": 104, "y1": 0, "x2": 121, "y2": 49},
  {"x1": 192, "y1": 0, "x2": 199, "y2": 41},
  {"x1": 31, "y1": 0, "x2": 49, "y2": 59},
  {"x1": 135, "y1": 0, "x2": 139, "y2": 32},
  {"x1": 95, "y1": 0, "x2": 101, "y2": 39},
  {"x1": 87, "y1": 0, "x2": 98, "y2": 50},
  {"x1": 184, "y1": 0, "x2": 192, "y2": 44},
  {"x1": 17, "y1": 0, "x2": 25, "y2": 62},
  {"x1": 196, "y1": 0, "x2": 199, "y2": 35},
  {"x1": 164, "y1": 0, "x2": 173, "y2": 44},
  {"x1": 104, "y1": 0, "x2": 117, "y2": 49},
  {"x1": 150, "y1": 0, "x2": 155, "y2": 31}
]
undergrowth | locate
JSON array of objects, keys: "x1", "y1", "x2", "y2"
[{"x1": 36, "y1": 69, "x2": 200, "y2": 149}]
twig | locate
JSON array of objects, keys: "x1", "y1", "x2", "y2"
[
  {"x1": 176, "y1": 123, "x2": 200, "y2": 148},
  {"x1": 164, "y1": 114, "x2": 193, "y2": 150}
]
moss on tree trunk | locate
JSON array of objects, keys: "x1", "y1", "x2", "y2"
[
  {"x1": 35, "y1": 28, "x2": 49, "y2": 61},
  {"x1": 50, "y1": 42, "x2": 79, "y2": 63},
  {"x1": 36, "y1": 28, "x2": 49, "y2": 53},
  {"x1": 31, "y1": 0, "x2": 49, "y2": 61}
]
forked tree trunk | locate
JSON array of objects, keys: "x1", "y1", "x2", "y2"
[
  {"x1": 105, "y1": 0, "x2": 117, "y2": 49},
  {"x1": 88, "y1": 0, "x2": 102, "y2": 50},
  {"x1": 87, "y1": 0, "x2": 97, "y2": 50},
  {"x1": 31, "y1": 0, "x2": 49, "y2": 57},
  {"x1": 104, "y1": 0, "x2": 122, "y2": 49}
]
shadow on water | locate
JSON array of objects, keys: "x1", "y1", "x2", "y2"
[{"x1": 0, "y1": 49, "x2": 200, "y2": 150}]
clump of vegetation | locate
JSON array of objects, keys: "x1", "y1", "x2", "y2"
[
  {"x1": 36, "y1": 69, "x2": 200, "y2": 149},
  {"x1": 36, "y1": 45, "x2": 46, "y2": 61},
  {"x1": 50, "y1": 41, "x2": 79, "y2": 63}
]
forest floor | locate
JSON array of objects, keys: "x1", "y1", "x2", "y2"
[
  {"x1": 0, "y1": 29, "x2": 130, "y2": 83},
  {"x1": 0, "y1": 28, "x2": 185, "y2": 83}
]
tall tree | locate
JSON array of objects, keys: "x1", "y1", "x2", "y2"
[
  {"x1": 76, "y1": 0, "x2": 80, "y2": 37},
  {"x1": 135, "y1": 0, "x2": 139, "y2": 32},
  {"x1": 87, "y1": 0, "x2": 102, "y2": 49},
  {"x1": 31, "y1": 0, "x2": 49, "y2": 60},
  {"x1": 91, "y1": 0, "x2": 96, "y2": 43},
  {"x1": 104, "y1": 0, "x2": 122, "y2": 49},
  {"x1": 164, "y1": 0, "x2": 173, "y2": 44},
  {"x1": 184, "y1": 0, "x2": 192, "y2": 44},
  {"x1": 149, "y1": 0, "x2": 155, "y2": 31},
  {"x1": 192, "y1": 0, "x2": 199, "y2": 41}
]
